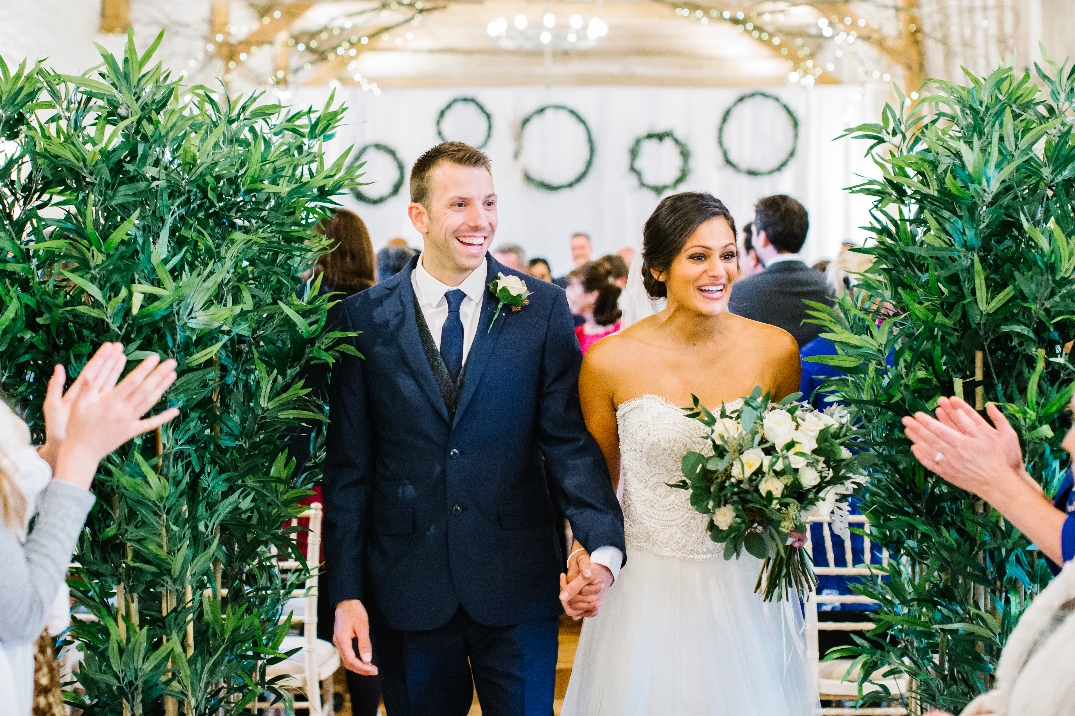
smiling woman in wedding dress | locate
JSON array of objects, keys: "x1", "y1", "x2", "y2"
[{"x1": 561, "y1": 192, "x2": 820, "y2": 716}]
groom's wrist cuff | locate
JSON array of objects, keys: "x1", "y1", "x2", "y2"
[{"x1": 589, "y1": 546, "x2": 623, "y2": 582}]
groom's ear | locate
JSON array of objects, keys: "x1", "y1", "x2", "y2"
[{"x1": 408, "y1": 201, "x2": 430, "y2": 235}]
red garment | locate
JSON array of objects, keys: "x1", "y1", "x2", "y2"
[
  {"x1": 295, "y1": 486, "x2": 324, "y2": 563},
  {"x1": 575, "y1": 321, "x2": 621, "y2": 355}
]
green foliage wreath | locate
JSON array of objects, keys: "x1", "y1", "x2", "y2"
[
  {"x1": 629, "y1": 130, "x2": 691, "y2": 195},
  {"x1": 436, "y1": 96, "x2": 492, "y2": 149},
  {"x1": 515, "y1": 104, "x2": 595, "y2": 192},
  {"x1": 349, "y1": 142, "x2": 406, "y2": 204},
  {"x1": 718, "y1": 91, "x2": 799, "y2": 176}
]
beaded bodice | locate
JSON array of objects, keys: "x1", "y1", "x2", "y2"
[{"x1": 617, "y1": 394, "x2": 723, "y2": 560}]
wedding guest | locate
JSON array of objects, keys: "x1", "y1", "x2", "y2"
[
  {"x1": 738, "y1": 221, "x2": 764, "y2": 279},
  {"x1": 826, "y1": 243, "x2": 872, "y2": 297},
  {"x1": 600, "y1": 254, "x2": 630, "y2": 290},
  {"x1": 812, "y1": 260, "x2": 830, "y2": 273},
  {"x1": 906, "y1": 395, "x2": 1075, "y2": 716},
  {"x1": 616, "y1": 246, "x2": 635, "y2": 270},
  {"x1": 376, "y1": 245, "x2": 417, "y2": 283},
  {"x1": 0, "y1": 343, "x2": 177, "y2": 716},
  {"x1": 555, "y1": 233, "x2": 595, "y2": 288},
  {"x1": 727, "y1": 195, "x2": 833, "y2": 347},
  {"x1": 904, "y1": 396, "x2": 1075, "y2": 569},
  {"x1": 313, "y1": 210, "x2": 376, "y2": 295},
  {"x1": 293, "y1": 209, "x2": 382, "y2": 716},
  {"x1": 386, "y1": 237, "x2": 409, "y2": 248},
  {"x1": 571, "y1": 232, "x2": 594, "y2": 268},
  {"x1": 566, "y1": 261, "x2": 622, "y2": 355},
  {"x1": 492, "y1": 242, "x2": 527, "y2": 271},
  {"x1": 528, "y1": 257, "x2": 553, "y2": 283}
]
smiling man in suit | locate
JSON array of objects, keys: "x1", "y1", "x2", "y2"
[
  {"x1": 323, "y1": 142, "x2": 625, "y2": 716},
  {"x1": 727, "y1": 194, "x2": 834, "y2": 347}
]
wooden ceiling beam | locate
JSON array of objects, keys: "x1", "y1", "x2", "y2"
[{"x1": 240, "y1": 3, "x2": 316, "y2": 45}]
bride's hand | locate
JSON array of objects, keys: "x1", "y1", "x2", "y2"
[{"x1": 560, "y1": 551, "x2": 613, "y2": 619}]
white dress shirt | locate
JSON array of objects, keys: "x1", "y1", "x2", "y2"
[
  {"x1": 411, "y1": 257, "x2": 623, "y2": 581},
  {"x1": 411, "y1": 257, "x2": 489, "y2": 361},
  {"x1": 763, "y1": 252, "x2": 806, "y2": 267}
]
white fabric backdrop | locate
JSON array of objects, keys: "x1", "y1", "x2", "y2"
[{"x1": 291, "y1": 85, "x2": 877, "y2": 275}]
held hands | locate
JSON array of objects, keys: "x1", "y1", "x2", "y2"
[
  {"x1": 49, "y1": 343, "x2": 179, "y2": 490},
  {"x1": 559, "y1": 545, "x2": 613, "y2": 620},
  {"x1": 334, "y1": 599, "x2": 378, "y2": 676}
]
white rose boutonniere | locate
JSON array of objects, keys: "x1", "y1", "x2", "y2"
[{"x1": 488, "y1": 272, "x2": 531, "y2": 332}]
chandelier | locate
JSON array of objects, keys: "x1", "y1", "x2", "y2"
[{"x1": 487, "y1": 12, "x2": 609, "y2": 50}]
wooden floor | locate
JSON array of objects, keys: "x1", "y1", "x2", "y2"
[{"x1": 332, "y1": 616, "x2": 582, "y2": 716}]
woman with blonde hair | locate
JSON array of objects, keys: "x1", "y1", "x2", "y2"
[{"x1": 0, "y1": 343, "x2": 178, "y2": 715}]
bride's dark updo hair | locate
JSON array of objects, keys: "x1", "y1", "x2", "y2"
[{"x1": 642, "y1": 192, "x2": 737, "y2": 299}]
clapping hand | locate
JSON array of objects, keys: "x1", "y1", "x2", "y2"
[
  {"x1": 559, "y1": 547, "x2": 613, "y2": 620},
  {"x1": 52, "y1": 343, "x2": 179, "y2": 490},
  {"x1": 901, "y1": 397, "x2": 1032, "y2": 501}
]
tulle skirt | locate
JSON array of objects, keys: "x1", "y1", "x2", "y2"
[{"x1": 561, "y1": 548, "x2": 820, "y2": 716}]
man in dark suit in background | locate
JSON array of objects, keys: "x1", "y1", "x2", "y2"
[{"x1": 727, "y1": 195, "x2": 833, "y2": 347}]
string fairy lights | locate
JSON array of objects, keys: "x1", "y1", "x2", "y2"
[
  {"x1": 175, "y1": 0, "x2": 1017, "y2": 96},
  {"x1": 659, "y1": 1, "x2": 925, "y2": 91},
  {"x1": 177, "y1": 0, "x2": 447, "y2": 93}
]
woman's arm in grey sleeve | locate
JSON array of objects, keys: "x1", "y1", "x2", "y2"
[{"x1": 0, "y1": 480, "x2": 95, "y2": 644}]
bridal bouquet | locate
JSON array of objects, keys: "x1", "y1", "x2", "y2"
[{"x1": 670, "y1": 387, "x2": 871, "y2": 602}]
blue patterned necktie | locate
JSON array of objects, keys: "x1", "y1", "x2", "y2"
[{"x1": 440, "y1": 289, "x2": 466, "y2": 381}]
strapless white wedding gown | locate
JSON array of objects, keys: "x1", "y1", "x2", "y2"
[{"x1": 561, "y1": 395, "x2": 820, "y2": 716}]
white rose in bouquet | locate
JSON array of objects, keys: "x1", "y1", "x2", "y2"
[
  {"x1": 732, "y1": 447, "x2": 766, "y2": 480},
  {"x1": 763, "y1": 409, "x2": 796, "y2": 448},
  {"x1": 788, "y1": 451, "x2": 809, "y2": 469},
  {"x1": 758, "y1": 476, "x2": 785, "y2": 498},
  {"x1": 713, "y1": 505, "x2": 737, "y2": 530},
  {"x1": 791, "y1": 430, "x2": 817, "y2": 454},
  {"x1": 798, "y1": 465, "x2": 821, "y2": 488},
  {"x1": 795, "y1": 412, "x2": 829, "y2": 440},
  {"x1": 712, "y1": 418, "x2": 741, "y2": 441}
]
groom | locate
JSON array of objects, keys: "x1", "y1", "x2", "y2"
[{"x1": 324, "y1": 141, "x2": 626, "y2": 716}]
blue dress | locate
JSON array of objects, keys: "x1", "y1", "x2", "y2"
[{"x1": 1047, "y1": 467, "x2": 1075, "y2": 574}]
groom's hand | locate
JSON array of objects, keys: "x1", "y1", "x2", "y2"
[
  {"x1": 559, "y1": 552, "x2": 613, "y2": 620},
  {"x1": 334, "y1": 599, "x2": 379, "y2": 676}
]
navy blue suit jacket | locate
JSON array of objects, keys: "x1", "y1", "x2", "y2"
[{"x1": 324, "y1": 254, "x2": 626, "y2": 631}]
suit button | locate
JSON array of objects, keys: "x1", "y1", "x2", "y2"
[
  {"x1": 451, "y1": 504, "x2": 463, "y2": 516},
  {"x1": 449, "y1": 449, "x2": 459, "y2": 459}
]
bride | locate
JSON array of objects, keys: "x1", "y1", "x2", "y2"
[{"x1": 561, "y1": 192, "x2": 819, "y2": 715}]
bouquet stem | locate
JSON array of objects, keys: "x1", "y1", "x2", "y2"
[{"x1": 755, "y1": 545, "x2": 817, "y2": 602}]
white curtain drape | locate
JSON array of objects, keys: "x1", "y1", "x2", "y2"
[{"x1": 293, "y1": 84, "x2": 879, "y2": 275}]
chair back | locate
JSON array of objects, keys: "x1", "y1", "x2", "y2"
[
  {"x1": 804, "y1": 515, "x2": 887, "y2": 668},
  {"x1": 277, "y1": 503, "x2": 323, "y2": 702}
]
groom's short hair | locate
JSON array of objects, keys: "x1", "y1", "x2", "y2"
[{"x1": 410, "y1": 142, "x2": 492, "y2": 208}]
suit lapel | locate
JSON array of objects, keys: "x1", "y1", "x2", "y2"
[
  {"x1": 454, "y1": 256, "x2": 508, "y2": 424},
  {"x1": 385, "y1": 264, "x2": 451, "y2": 423}
]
